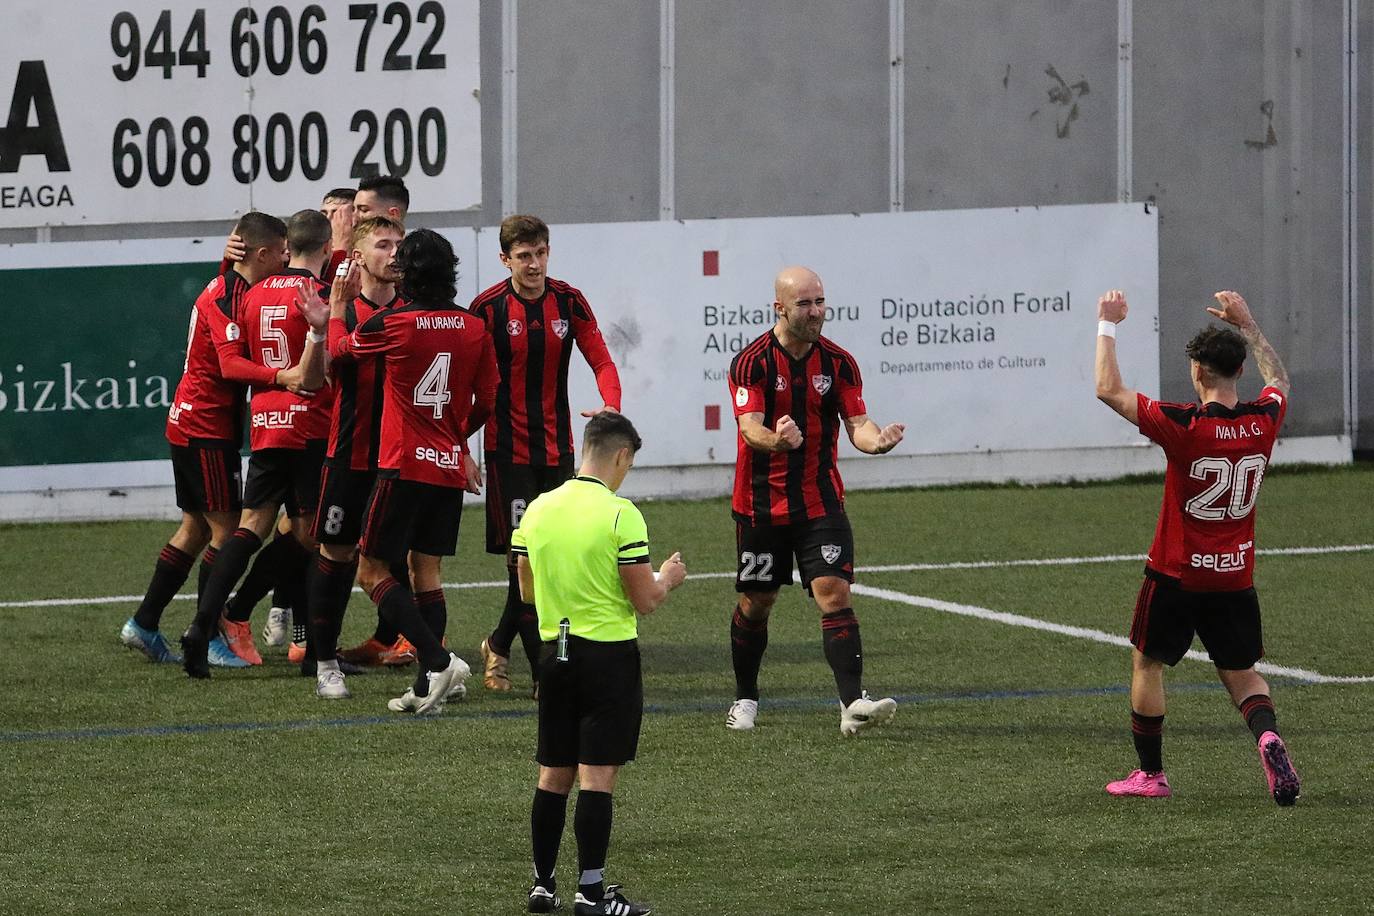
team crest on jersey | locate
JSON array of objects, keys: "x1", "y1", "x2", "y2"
[
  {"x1": 820, "y1": 544, "x2": 841, "y2": 565},
  {"x1": 812, "y1": 374, "x2": 832, "y2": 395},
  {"x1": 507, "y1": 319, "x2": 523, "y2": 336},
  {"x1": 225, "y1": 322, "x2": 241, "y2": 342},
  {"x1": 774, "y1": 374, "x2": 787, "y2": 391},
  {"x1": 551, "y1": 319, "x2": 569, "y2": 339}
]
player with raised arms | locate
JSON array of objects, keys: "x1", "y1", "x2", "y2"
[{"x1": 1095, "y1": 288, "x2": 1300, "y2": 805}]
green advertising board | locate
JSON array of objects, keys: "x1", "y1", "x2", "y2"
[{"x1": 0, "y1": 260, "x2": 219, "y2": 466}]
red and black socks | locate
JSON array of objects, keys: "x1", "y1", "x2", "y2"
[
  {"x1": 1240, "y1": 694, "x2": 1279, "y2": 742},
  {"x1": 730, "y1": 605, "x2": 768, "y2": 701},
  {"x1": 133, "y1": 544, "x2": 195, "y2": 630},
  {"x1": 821, "y1": 608, "x2": 863, "y2": 707},
  {"x1": 1131, "y1": 710, "x2": 1165, "y2": 773}
]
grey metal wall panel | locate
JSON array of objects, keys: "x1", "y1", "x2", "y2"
[
  {"x1": 902, "y1": 0, "x2": 1117, "y2": 209},
  {"x1": 672, "y1": 0, "x2": 889, "y2": 219},
  {"x1": 1135, "y1": 0, "x2": 1344, "y2": 437},
  {"x1": 515, "y1": 0, "x2": 660, "y2": 222}
]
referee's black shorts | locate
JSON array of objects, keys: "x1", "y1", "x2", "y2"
[{"x1": 536, "y1": 635, "x2": 642, "y2": 767}]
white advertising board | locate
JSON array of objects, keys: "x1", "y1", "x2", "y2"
[
  {"x1": 0, "y1": 0, "x2": 480, "y2": 228},
  {"x1": 474, "y1": 204, "x2": 1160, "y2": 468}
]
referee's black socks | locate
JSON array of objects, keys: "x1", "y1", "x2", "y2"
[
  {"x1": 821, "y1": 608, "x2": 863, "y2": 707},
  {"x1": 574, "y1": 790, "x2": 613, "y2": 903},
  {"x1": 730, "y1": 605, "x2": 768, "y2": 701},
  {"x1": 531, "y1": 787, "x2": 568, "y2": 893}
]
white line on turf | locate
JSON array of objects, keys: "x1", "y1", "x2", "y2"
[
  {"x1": 6, "y1": 542, "x2": 1371, "y2": 610},
  {"x1": 848, "y1": 581, "x2": 1374, "y2": 685}
]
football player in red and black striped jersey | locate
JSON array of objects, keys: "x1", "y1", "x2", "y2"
[
  {"x1": 1096, "y1": 289, "x2": 1300, "y2": 805},
  {"x1": 724, "y1": 267, "x2": 904, "y2": 736},
  {"x1": 118, "y1": 212, "x2": 289, "y2": 666},
  {"x1": 181, "y1": 210, "x2": 333, "y2": 678},
  {"x1": 471, "y1": 215, "x2": 623, "y2": 696}
]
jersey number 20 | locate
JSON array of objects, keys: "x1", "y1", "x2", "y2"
[{"x1": 1185, "y1": 454, "x2": 1267, "y2": 521}]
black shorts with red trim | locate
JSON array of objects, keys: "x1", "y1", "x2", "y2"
[
  {"x1": 536, "y1": 636, "x2": 642, "y2": 767},
  {"x1": 169, "y1": 440, "x2": 243, "y2": 513},
  {"x1": 484, "y1": 455, "x2": 575, "y2": 555},
  {"x1": 312, "y1": 462, "x2": 377, "y2": 545},
  {"x1": 359, "y1": 473, "x2": 464, "y2": 566},
  {"x1": 242, "y1": 440, "x2": 327, "y2": 516},
  {"x1": 733, "y1": 513, "x2": 855, "y2": 594},
  {"x1": 1129, "y1": 567, "x2": 1264, "y2": 670}
]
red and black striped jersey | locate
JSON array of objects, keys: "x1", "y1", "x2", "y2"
[
  {"x1": 325, "y1": 293, "x2": 401, "y2": 471},
  {"x1": 240, "y1": 267, "x2": 335, "y2": 450},
  {"x1": 469, "y1": 277, "x2": 621, "y2": 466},
  {"x1": 728, "y1": 331, "x2": 867, "y2": 525},
  {"x1": 350, "y1": 302, "x2": 498, "y2": 488},
  {"x1": 1137, "y1": 387, "x2": 1287, "y2": 591},
  {"x1": 166, "y1": 266, "x2": 275, "y2": 446}
]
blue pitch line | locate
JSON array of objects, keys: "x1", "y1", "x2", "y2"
[{"x1": 0, "y1": 680, "x2": 1260, "y2": 745}]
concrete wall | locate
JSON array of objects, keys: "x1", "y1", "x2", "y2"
[{"x1": 4, "y1": 0, "x2": 1365, "y2": 445}]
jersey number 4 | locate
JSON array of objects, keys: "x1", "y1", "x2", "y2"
[
  {"x1": 413, "y1": 352, "x2": 453, "y2": 419},
  {"x1": 1185, "y1": 454, "x2": 1267, "y2": 521}
]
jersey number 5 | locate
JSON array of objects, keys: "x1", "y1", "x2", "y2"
[
  {"x1": 1185, "y1": 454, "x2": 1267, "y2": 521},
  {"x1": 413, "y1": 352, "x2": 453, "y2": 419},
  {"x1": 260, "y1": 305, "x2": 291, "y2": 369}
]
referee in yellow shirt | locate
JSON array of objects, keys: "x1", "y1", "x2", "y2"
[{"x1": 512, "y1": 412, "x2": 686, "y2": 916}]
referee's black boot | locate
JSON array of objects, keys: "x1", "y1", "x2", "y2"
[
  {"x1": 180, "y1": 627, "x2": 210, "y2": 679},
  {"x1": 573, "y1": 885, "x2": 650, "y2": 916}
]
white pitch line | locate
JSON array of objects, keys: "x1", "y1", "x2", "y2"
[
  {"x1": 849, "y1": 581, "x2": 1374, "y2": 685},
  {"x1": 4, "y1": 543, "x2": 1372, "y2": 610}
]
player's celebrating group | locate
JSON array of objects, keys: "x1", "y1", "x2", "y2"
[{"x1": 117, "y1": 178, "x2": 1303, "y2": 911}]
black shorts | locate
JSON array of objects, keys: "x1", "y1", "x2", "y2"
[
  {"x1": 170, "y1": 440, "x2": 243, "y2": 513},
  {"x1": 312, "y1": 463, "x2": 378, "y2": 545},
  {"x1": 734, "y1": 514, "x2": 855, "y2": 594},
  {"x1": 484, "y1": 455, "x2": 575, "y2": 554},
  {"x1": 359, "y1": 474, "x2": 464, "y2": 566},
  {"x1": 242, "y1": 441, "x2": 327, "y2": 516},
  {"x1": 1129, "y1": 568, "x2": 1264, "y2": 670},
  {"x1": 536, "y1": 636, "x2": 642, "y2": 767}
]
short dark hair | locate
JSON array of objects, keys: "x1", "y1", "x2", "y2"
[
  {"x1": 358, "y1": 175, "x2": 410, "y2": 212},
  {"x1": 1186, "y1": 326, "x2": 1247, "y2": 378},
  {"x1": 582, "y1": 412, "x2": 642, "y2": 458},
  {"x1": 499, "y1": 214, "x2": 549, "y2": 254},
  {"x1": 396, "y1": 228, "x2": 457, "y2": 304},
  {"x1": 286, "y1": 208, "x2": 332, "y2": 256},
  {"x1": 233, "y1": 211, "x2": 287, "y2": 251},
  {"x1": 323, "y1": 187, "x2": 356, "y2": 203}
]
